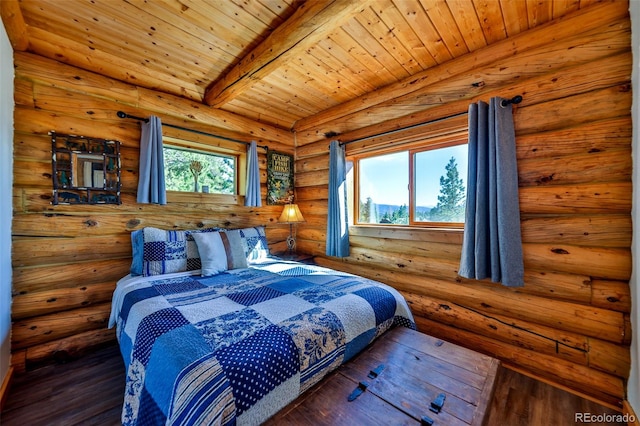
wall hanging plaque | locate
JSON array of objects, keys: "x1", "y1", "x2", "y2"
[{"x1": 267, "y1": 150, "x2": 294, "y2": 205}]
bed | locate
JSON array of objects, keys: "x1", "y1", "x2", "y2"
[{"x1": 109, "y1": 226, "x2": 415, "y2": 425}]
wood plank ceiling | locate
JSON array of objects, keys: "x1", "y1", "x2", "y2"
[{"x1": 3, "y1": 0, "x2": 601, "y2": 131}]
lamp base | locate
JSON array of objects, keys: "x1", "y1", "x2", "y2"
[{"x1": 286, "y1": 223, "x2": 296, "y2": 254}]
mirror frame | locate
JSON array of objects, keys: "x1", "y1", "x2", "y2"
[{"x1": 50, "y1": 131, "x2": 121, "y2": 205}]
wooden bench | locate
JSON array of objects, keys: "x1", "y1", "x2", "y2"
[{"x1": 267, "y1": 326, "x2": 500, "y2": 425}]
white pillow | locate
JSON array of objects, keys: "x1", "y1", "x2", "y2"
[{"x1": 192, "y1": 231, "x2": 247, "y2": 276}]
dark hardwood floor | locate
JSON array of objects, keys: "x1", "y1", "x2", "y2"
[{"x1": 1, "y1": 344, "x2": 624, "y2": 425}]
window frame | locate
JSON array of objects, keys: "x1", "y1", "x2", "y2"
[
  {"x1": 347, "y1": 115, "x2": 469, "y2": 229},
  {"x1": 162, "y1": 134, "x2": 247, "y2": 203}
]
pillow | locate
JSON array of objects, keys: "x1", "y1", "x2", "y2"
[
  {"x1": 225, "y1": 226, "x2": 270, "y2": 262},
  {"x1": 130, "y1": 229, "x2": 144, "y2": 276},
  {"x1": 133, "y1": 227, "x2": 220, "y2": 276},
  {"x1": 192, "y1": 231, "x2": 247, "y2": 276}
]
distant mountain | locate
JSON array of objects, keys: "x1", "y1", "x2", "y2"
[{"x1": 375, "y1": 203, "x2": 432, "y2": 214}]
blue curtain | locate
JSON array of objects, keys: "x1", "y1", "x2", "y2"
[
  {"x1": 137, "y1": 115, "x2": 166, "y2": 205},
  {"x1": 459, "y1": 98, "x2": 524, "y2": 287},
  {"x1": 326, "y1": 140, "x2": 349, "y2": 257},
  {"x1": 245, "y1": 141, "x2": 262, "y2": 207}
]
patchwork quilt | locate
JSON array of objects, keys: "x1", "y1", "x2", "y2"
[{"x1": 109, "y1": 258, "x2": 415, "y2": 425}]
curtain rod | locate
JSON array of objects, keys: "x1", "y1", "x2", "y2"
[
  {"x1": 116, "y1": 111, "x2": 268, "y2": 151},
  {"x1": 337, "y1": 94, "x2": 523, "y2": 147}
]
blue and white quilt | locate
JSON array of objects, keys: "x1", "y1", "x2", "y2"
[{"x1": 109, "y1": 258, "x2": 415, "y2": 425}]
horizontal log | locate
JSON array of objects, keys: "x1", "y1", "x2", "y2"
[
  {"x1": 13, "y1": 77, "x2": 33, "y2": 107},
  {"x1": 590, "y1": 279, "x2": 631, "y2": 313},
  {"x1": 295, "y1": 153, "x2": 329, "y2": 174},
  {"x1": 295, "y1": 138, "x2": 329, "y2": 160},
  {"x1": 290, "y1": 213, "x2": 330, "y2": 228},
  {"x1": 13, "y1": 106, "x2": 135, "y2": 145},
  {"x1": 12, "y1": 281, "x2": 116, "y2": 320},
  {"x1": 518, "y1": 148, "x2": 631, "y2": 187},
  {"x1": 295, "y1": 199, "x2": 329, "y2": 216},
  {"x1": 515, "y1": 117, "x2": 632, "y2": 160},
  {"x1": 349, "y1": 235, "x2": 461, "y2": 262},
  {"x1": 296, "y1": 169, "x2": 329, "y2": 187},
  {"x1": 406, "y1": 291, "x2": 630, "y2": 380},
  {"x1": 300, "y1": 241, "x2": 606, "y2": 307},
  {"x1": 14, "y1": 51, "x2": 139, "y2": 105},
  {"x1": 296, "y1": 227, "x2": 326, "y2": 245},
  {"x1": 33, "y1": 82, "x2": 142, "y2": 125},
  {"x1": 138, "y1": 87, "x2": 294, "y2": 146},
  {"x1": 12, "y1": 303, "x2": 111, "y2": 351},
  {"x1": 404, "y1": 292, "x2": 589, "y2": 366},
  {"x1": 588, "y1": 337, "x2": 631, "y2": 379},
  {"x1": 13, "y1": 258, "x2": 131, "y2": 295},
  {"x1": 345, "y1": 243, "x2": 591, "y2": 304},
  {"x1": 413, "y1": 316, "x2": 624, "y2": 409},
  {"x1": 340, "y1": 239, "x2": 626, "y2": 292},
  {"x1": 14, "y1": 186, "x2": 280, "y2": 220},
  {"x1": 519, "y1": 182, "x2": 632, "y2": 214},
  {"x1": 12, "y1": 209, "x2": 283, "y2": 238},
  {"x1": 346, "y1": 245, "x2": 459, "y2": 280},
  {"x1": 343, "y1": 114, "x2": 468, "y2": 156},
  {"x1": 520, "y1": 214, "x2": 631, "y2": 248},
  {"x1": 523, "y1": 243, "x2": 631, "y2": 281},
  {"x1": 12, "y1": 234, "x2": 132, "y2": 267},
  {"x1": 295, "y1": 184, "x2": 328, "y2": 200},
  {"x1": 349, "y1": 225, "x2": 465, "y2": 245},
  {"x1": 514, "y1": 84, "x2": 632, "y2": 136},
  {"x1": 313, "y1": 256, "x2": 625, "y2": 344},
  {"x1": 506, "y1": 268, "x2": 591, "y2": 304}
]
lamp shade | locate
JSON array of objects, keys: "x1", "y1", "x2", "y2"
[{"x1": 278, "y1": 204, "x2": 305, "y2": 223}]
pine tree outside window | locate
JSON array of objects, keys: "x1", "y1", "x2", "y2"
[{"x1": 163, "y1": 146, "x2": 237, "y2": 195}]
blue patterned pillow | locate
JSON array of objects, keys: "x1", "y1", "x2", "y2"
[
  {"x1": 224, "y1": 226, "x2": 270, "y2": 262},
  {"x1": 132, "y1": 227, "x2": 220, "y2": 276},
  {"x1": 130, "y1": 229, "x2": 144, "y2": 276}
]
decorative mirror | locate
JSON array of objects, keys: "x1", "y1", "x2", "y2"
[{"x1": 50, "y1": 131, "x2": 121, "y2": 205}]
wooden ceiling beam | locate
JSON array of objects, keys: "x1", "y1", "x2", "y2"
[
  {"x1": 203, "y1": 0, "x2": 366, "y2": 108},
  {"x1": 1, "y1": 0, "x2": 29, "y2": 51}
]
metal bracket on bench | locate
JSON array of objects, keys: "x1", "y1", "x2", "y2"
[
  {"x1": 347, "y1": 381, "x2": 369, "y2": 402},
  {"x1": 367, "y1": 364, "x2": 385, "y2": 379},
  {"x1": 429, "y1": 393, "x2": 446, "y2": 413},
  {"x1": 421, "y1": 415, "x2": 435, "y2": 425}
]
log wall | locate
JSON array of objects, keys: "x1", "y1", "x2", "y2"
[
  {"x1": 292, "y1": 2, "x2": 632, "y2": 408},
  {"x1": 10, "y1": 51, "x2": 294, "y2": 372}
]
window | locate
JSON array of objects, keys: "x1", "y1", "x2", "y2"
[
  {"x1": 354, "y1": 142, "x2": 468, "y2": 227},
  {"x1": 163, "y1": 146, "x2": 237, "y2": 195}
]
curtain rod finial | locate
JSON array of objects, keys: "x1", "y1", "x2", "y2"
[
  {"x1": 500, "y1": 95, "x2": 523, "y2": 108},
  {"x1": 117, "y1": 111, "x2": 127, "y2": 118}
]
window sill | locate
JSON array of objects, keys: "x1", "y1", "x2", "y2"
[
  {"x1": 349, "y1": 224, "x2": 464, "y2": 243},
  {"x1": 166, "y1": 191, "x2": 243, "y2": 205}
]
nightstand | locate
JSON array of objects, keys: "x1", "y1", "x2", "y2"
[{"x1": 273, "y1": 252, "x2": 316, "y2": 264}]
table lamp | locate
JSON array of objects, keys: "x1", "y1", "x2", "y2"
[{"x1": 278, "y1": 203, "x2": 305, "y2": 254}]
